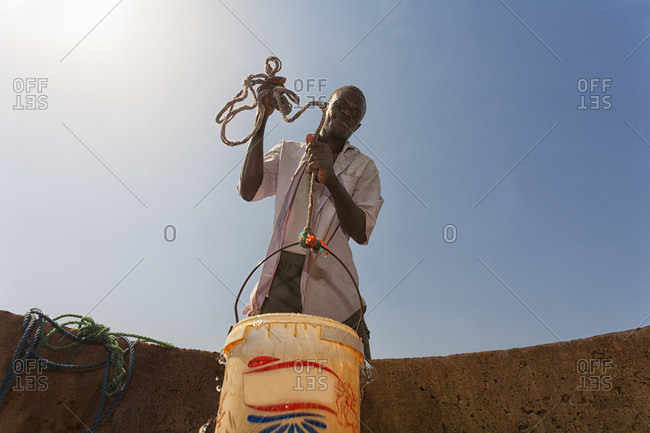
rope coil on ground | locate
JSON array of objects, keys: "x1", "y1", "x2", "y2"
[{"x1": 0, "y1": 308, "x2": 173, "y2": 433}]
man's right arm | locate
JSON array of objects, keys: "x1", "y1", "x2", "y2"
[
  {"x1": 239, "y1": 113, "x2": 269, "y2": 201},
  {"x1": 238, "y1": 77, "x2": 284, "y2": 201}
]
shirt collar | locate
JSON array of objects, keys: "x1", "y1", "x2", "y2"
[
  {"x1": 334, "y1": 140, "x2": 358, "y2": 175},
  {"x1": 341, "y1": 140, "x2": 358, "y2": 154}
]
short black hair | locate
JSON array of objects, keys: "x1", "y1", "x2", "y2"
[{"x1": 331, "y1": 85, "x2": 366, "y2": 105}]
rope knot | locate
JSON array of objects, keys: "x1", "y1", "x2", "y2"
[
  {"x1": 1, "y1": 310, "x2": 174, "y2": 432},
  {"x1": 299, "y1": 229, "x2": 328, "y2": 255},
  {"x1": 271, "y1": 86, "x2": 297, "y2": 116},
  {"x1": 216, "y1": 56, "x2": 327, "y2": 147},
  {"x1": 77, "y1": 317, "x2": 112, "y2": 345},
  {"x1": 264, "y1": 56, "x2": 282, "y2": 77}
]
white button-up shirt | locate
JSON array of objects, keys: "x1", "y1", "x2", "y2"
[{"x1": 238, "y1": 139, "x2": 384, "y2": 322}]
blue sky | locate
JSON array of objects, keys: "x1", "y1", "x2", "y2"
[{"x1": 1, "y1": 0, "x2": 648, "y2": 359}]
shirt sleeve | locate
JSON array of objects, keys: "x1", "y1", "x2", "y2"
[
  {"x1": 350, "y1": 159, "x2": 384, "y2": 245},
  {"x1": 237, "y1": 140, "x2": 282, "y2": 201}
]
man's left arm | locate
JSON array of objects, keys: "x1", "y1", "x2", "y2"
[
  {"x1": 326, "y1": 177, "x2": 368, "y2": 244},
  {"x1": 307, "y1": 140, "x2": 382, "y2": 245}
]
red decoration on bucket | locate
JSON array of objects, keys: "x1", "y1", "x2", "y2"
[{"x1": 247, "y1": 356, "x2": 280, "y2": 368}]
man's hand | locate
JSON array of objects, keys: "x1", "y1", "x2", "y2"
[
  {"x1": 307, "y1": 136, "x2": 338, "y2": 188},
  {"x1": 257, "y1": 76, "x2": 286, "y2": 118},
  {"x1": 306, "y1": 133, "x2": 368, "y2": 244}
]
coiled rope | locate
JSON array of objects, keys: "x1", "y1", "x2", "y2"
[
  {"x1": 216, "y1": 56, "x2": 329, "y2": 255},
  {"x1": 0, "y1": 308, "x2": 173, "y2": 432}
]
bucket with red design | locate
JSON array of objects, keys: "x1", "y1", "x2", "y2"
[{"x1": 215, "y1": 313, "x2": 364, "y2": 433}]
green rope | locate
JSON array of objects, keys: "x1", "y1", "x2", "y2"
[{"x1": 38, "y1": 314, "x2": 173, "y2": 396}]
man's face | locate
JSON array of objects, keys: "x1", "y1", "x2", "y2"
[{"x1": 322, "y1": 89, "x2": 366, "y2": 141}]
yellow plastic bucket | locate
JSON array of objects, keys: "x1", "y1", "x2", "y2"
[{"x1": 215, "y1": 313, "x2": 364, "y2": 433}]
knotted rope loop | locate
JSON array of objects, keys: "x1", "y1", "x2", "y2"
[
  {"x1": 298, "y1": 229, "x2": 329, "y2": 255},
  {"x1": 264, "y1": 56, "x2": 282, "y2": 77},
  {"x1": 1, "y1": 309, "x2": 173, "y2": 432},
  {"x1": 216, "y1": 56, "x2": 328, "y2": 146},
  {"x1": 215, "y1": 71, "x2": 268, "y2": 146},
  {"x1": 217, "y1": 57, "x2": 331, "y2": 256}
]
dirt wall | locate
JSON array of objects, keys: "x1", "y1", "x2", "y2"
[{"x1": 0, "y1": 310, "x2": 647, "y2": 432}]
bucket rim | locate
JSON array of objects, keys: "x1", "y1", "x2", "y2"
[{"x1": 222, "y1": 313, "x2": 364, "y2": 356}]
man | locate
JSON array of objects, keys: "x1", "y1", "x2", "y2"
[{"x1": 238, "y1": 79, "x2": 383, "y2": 359}]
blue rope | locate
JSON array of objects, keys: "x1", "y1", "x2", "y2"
[{"x1": 0, "y1": 308, "x2": 166, "y2": 432}]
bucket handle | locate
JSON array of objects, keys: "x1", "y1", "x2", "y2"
[{"x1": 234, "y1": 242, "x2": 365, "y2": 334}]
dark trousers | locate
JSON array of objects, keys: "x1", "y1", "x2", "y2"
[{"x1": 260, "y1": 251, "x2": 372, "y2": 359}]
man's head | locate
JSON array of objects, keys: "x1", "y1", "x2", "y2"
[{"x1": 320, "y1": 86, "x2": 366, "y2": 142}]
